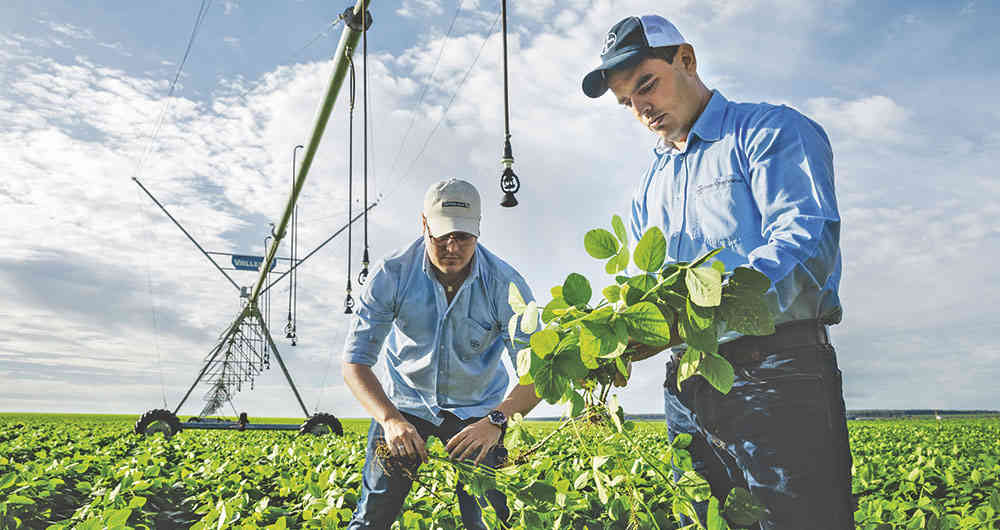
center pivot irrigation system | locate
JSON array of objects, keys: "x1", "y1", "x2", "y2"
[
  {"x1": 132, "y1": 0, "x2": 523, "y2": 438},
  {"x1": 133, "y1": 0, "x2": 380, "y2": 438}
]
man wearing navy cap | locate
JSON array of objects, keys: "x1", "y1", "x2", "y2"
[{"x1": 583, "y1": 15, "x2": 853, "y2": 530}]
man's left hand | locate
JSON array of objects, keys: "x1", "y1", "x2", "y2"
[{"x1": 445, "y1": 418, "x2": 501, "y2": 466}]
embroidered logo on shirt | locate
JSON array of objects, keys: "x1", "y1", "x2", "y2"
[
  {"x1": 442, "y1": 201, "x2": 470, "y2": 208},
  {"x1": 696, "y1": 177, "x2": 741, "y2": 195}
]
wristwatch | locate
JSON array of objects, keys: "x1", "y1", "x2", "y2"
[{"x1": 487, "y1": 409, "x2": 508, "y2": 441}]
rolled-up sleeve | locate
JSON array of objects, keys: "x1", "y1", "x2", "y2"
[
  {"x1": 745, "y1": 106, "x2": 841, "y2": 312},
  {"x1": 343, "y1": 262, "x2": 397, "y2": 366}
]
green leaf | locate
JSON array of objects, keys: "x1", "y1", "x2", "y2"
[
  {"x1": 516, "y1": 349, "x2": 533, "y2": 381},
  {"x1": 671, "y1": 433, "x2": 692, "y2": 449},
  {"x1": 0, "y1": 472, "x2": 15, "y2": 490},
  {"x1": 602, "y1": 284, "x2": 621, "y2": 303},
  {"x1": 686, "y1": 297, "x2": 715, "y2": 330},
  {"x1": 553, "y1": 350, "x2": 590, "y2": 380},
  {"x1": 677, "y1": 348, "x2": 703, "y2": 390},
  {"x1": 6, "y1": 494, "x2": 35, "y2": 505},
  {"x1": 620, "y1": 301, "x2": 672, "y2": 346},
  {"x1": 712, "y1": 260, "x2": 726, "y2": 276},
  {"x1": 724, "y1": 487, "x2": 769, "y2": 527},
  {"x1": 573, "y1": 471, "x2": 591, "y2": 490},
  {"x1": 585, "y1": 229, "x2": 619, "y2": 259},
  {"x1": 521, "y1": 481, "x2": 558, "y2": 505},
  {"x1": 678, "y1": 470, "x2": 711, "y2": 502},
  {"x1": 719, "y1": 293, "x2": 775, "y2": 336},
  {"x1": 690, "y1": 247, "x2": 724, "y2": 268},
  {"x1": 681, "y1": 299, "x2": 718, "y2": 354},
  {"x1": 583, "y1": 305, "x2": 615, "y2": 324},
  {"x1": 627, "y1": 273, "x2": 658, "y2": 299},
  {"x1": 563, "y1": 273, "x2": 592, "y2": 306},
  {"x1": 530, "y1": 329, "x2": 560, "y2": 358},
  {"x1": 550, "y1": 285, "x2": 563, "y2": 298},
  {"x1": 533, "y1": 362, "x2": 568, "y2": 404},
  {"x1": 634, "y1": 227, "x2": 667, "y2": 272},
  {"x1": 606, "y1": 246, "x2": 629, "y2": 274},
  {"x1": 541, "y1": 297, "x2": 570, "y2": 323},
  {"x1": 508, "y1": 282, "x2": 527, "y2": 315},
  {"x1": 128, "y1": 496, "x2": 147, "y2": 509},
  {"x1": 105, "y1": 508, "x2": 132, "y2": 528},
  {"x1": 566, "y1": 390, "x2": 586, "y2": 417},
  {"x1": 686, "y1": 266, "x2": 723, "y2": 307},
  {"x1": 579, "y1": 321, "x2": 616, "y2": 369},
  {"x1": 707, "y1": 497, "x2": 728, "y2": 530},
  {"x1": 607, "y1": 395, "x2": 625, "y2": 432},
  {"x1": 521, "y1": 301, "x2": 539, "y2": 333},
  {"x1": 612, "y1": 215, "x2": 628, "y2": 246},
  {"x1": 729, "y1": 266, "x2": 770, "y2": 294},
  {"x1": 700, "y1": 352, "x2": 735, "y2": 394}
]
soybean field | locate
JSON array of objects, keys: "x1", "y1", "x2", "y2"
[{"x1": 1, "y1": 414, "x2": 998, "y2": 529}]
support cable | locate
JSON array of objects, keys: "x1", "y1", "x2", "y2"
[
  {"x1": 133, "y1": 0, "x2": 213, "y2": 182},
  {"x1": 359, "y1": 0, "x2": 371, "y2": 285},
  {"x1": 384, "y1": 7, "x2": 502, "y2": 199},
  {"x1": 385, "y1": 1, "x2": 465, "y2": 179},
  {"x1": 345, "y1": 55, "x2": 357, "y2": 313}
]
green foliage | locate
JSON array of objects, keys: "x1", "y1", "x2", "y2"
[
  {"x1": 2, "y1": 415, "x2": 999, "y2": 529},
  {"x1": 511, "y1": 215, "x2": 775, "y2": 408}
]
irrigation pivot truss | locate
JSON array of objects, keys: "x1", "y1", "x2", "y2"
[{"x1": 133, "y1": 0, "x2": 376, "y2": 439}]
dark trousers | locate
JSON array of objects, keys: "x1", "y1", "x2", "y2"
[
  {"x1": 663, "y1": 320, "x2": 854, "y2": 529},
  {"x1": 348, "y1": 411, "x2": 509, "y2": 530}
]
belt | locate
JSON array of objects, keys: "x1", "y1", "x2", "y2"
[{"x1": 672, "y1": 319, "x2": 830, "y2": 366}]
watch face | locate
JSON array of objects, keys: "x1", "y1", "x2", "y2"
[{"x1": 489, "y1": 410, "x2": 506, "y2": 425}]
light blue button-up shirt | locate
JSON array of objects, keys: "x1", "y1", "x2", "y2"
[
  {"x1": 343, "y1": 237, "x2": 534, "y2": 426},
  {"x1": 630, "y1": 90, "x2": 843, "y2": 326}
]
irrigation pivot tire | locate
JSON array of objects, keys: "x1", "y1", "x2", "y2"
[
  {"x1": 299, "y1": 413, "x2": 344, "y2": 436},
  {"x1": 134, "y1": 409, "x2": 182, "y2": 437}
]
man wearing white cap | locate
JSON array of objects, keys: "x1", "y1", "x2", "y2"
[
  {"x1": 342, "y1": 178, "x2": 541, "y2": 529},
  {"x1": 582, "y1": 15, "x2": 852, "y2": 530}
]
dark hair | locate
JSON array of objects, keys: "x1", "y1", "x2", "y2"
[{"x1": 647, "y1": 45, "x2": 680, "y2": 64}]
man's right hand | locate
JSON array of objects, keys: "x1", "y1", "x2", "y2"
[{"x1": 382, "y1": 415, "x2": 429, "y2": 464}]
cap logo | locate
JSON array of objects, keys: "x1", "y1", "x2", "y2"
[
  {"x1": 442, "y1": 201, "x2": 469, "y2": 208},
  {"x1": 601, "y1": 32, "x2": 617, "y2": 55}
]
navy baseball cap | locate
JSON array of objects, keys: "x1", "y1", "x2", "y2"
[{"x1": 581, "y1": 15, "x2": 687, "y2": 98}]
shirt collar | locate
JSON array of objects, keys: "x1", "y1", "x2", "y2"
[{"x1": 654, "y1": 89, "x2": 728, "y2": 154}]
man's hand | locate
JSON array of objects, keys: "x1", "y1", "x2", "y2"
[
  {"x1": 445, "y1": 418, "x2": 502, "y2": 466},
  {"x1": 382, "y1": 416, "x2": 429, "y2": 464}
]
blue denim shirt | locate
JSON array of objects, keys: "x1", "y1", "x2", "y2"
[
  {"x1": 630, "y1": 90, "x2": 843, "y2": 326},
  {"x1": 343, "y1": 237, "x2": 534, "y2": 426}
]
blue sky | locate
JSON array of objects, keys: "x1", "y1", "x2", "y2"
[{"x1": 1, "y1": 0, "x2": 998, "y2": 419}]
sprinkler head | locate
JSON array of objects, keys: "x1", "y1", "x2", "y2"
[{"x1": 500, "y1": 167, "x2": 520, "y2": 207}]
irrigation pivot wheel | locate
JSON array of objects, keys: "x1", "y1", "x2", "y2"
[
  {"x1": 134, "y1": 409, "x2": 182, "y2": 437},
  {"x1": 299, "y1": 413, "x2": 344, "y2": 436}
]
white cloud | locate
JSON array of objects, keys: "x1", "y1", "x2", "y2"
[
  {"x1": 805, "y1": 95, "x2": 911, "y2": 144},
  {"x1": 2, "y1": 1, "x2": 999, "y2": 416},
  {"x1": 397, "y1": 0, "x2": 444, "y2": 19}
]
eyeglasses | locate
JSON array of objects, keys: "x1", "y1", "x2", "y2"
[{"x1": 428, "y1": 231, "x2": 476, "y2": 246}]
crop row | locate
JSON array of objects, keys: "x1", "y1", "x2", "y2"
[{"x1": 1, "y1": 415, "x2": 999, "y2": 529}]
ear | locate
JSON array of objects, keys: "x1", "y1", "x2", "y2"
[{"x1": 677, "y1": 44, "x2": 697, "y2": 73}]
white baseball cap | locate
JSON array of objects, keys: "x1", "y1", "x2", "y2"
[{"x1": 422, "y1": 178, "x2": 481, "y2": 237}]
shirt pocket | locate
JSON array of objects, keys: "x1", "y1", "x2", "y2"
[
  {"x1": 455, "y1": 316, "x2": 499, "y2": 361},
  {"x1": 694, "y1": 174, "x2": 750, "y2": 250}
]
